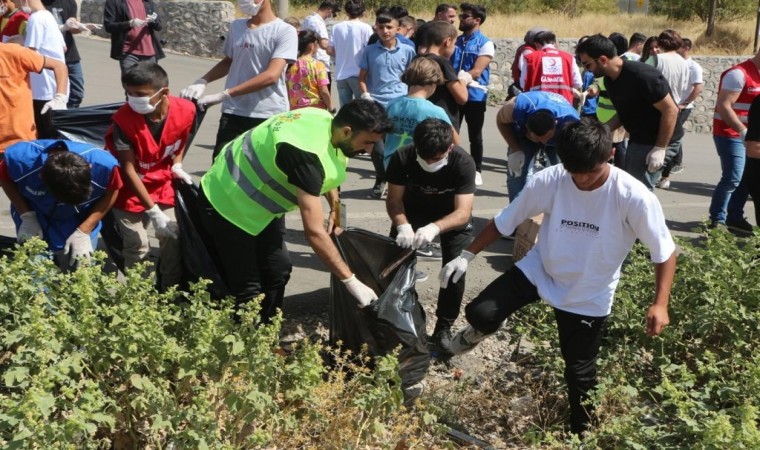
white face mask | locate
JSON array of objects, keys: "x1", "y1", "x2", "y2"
[
  {"x1": 238, "y1": 0, "x2": 263, "y2": 17},
  {"x1": 417, "y1": 154, "x2": 448, "y2": 173},
  {"x1": 127, "y1": 89, "x2": 164, "y2": 115}
]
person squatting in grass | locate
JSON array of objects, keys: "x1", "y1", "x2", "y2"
[
  {"x1": 439, "y1": 118, "x2": 677, "y2": 435},
  {"x1": 385, "y1": 118, "x2": 475, "y2": 354}
]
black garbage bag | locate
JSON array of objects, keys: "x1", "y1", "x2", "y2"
[
  {"x1": 330, "y1": 228, "x2": 430, "y2": 400},
  {"x1": 173, "y1": 181, "x2": 229, "y2": 299},
  {"x1": 50, "y1": 103, "x2": 122, "y2": 147}
]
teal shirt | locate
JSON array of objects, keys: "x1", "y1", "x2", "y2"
[{"x1": 383, "y1": 96, "x2": 452, "y2": 168}]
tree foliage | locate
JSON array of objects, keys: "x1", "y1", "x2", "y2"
[{"x1": 650, "y1": 0, "x2": 754, "y2": 21}]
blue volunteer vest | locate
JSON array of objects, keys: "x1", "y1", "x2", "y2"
[
  {"x1": 451, "y1": 30, "x2": 491, "y2": 102},
  {"x1": 5, "y1": 140, "x2": 119, "y2": 251},
  {"x1": 512, "y1": 91, "x2": 580, "y2": 143}
]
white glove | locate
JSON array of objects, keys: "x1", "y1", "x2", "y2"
[
  {"x1": 83, "y1": 23, "x2": 102, "y2": 31},
  {"x1": 740, "y1": 128, "x2": 748, "y2": 142},
  {"x1": 129, "y1": 18, "x2": 146, "y2": 28},
  {"x1": 41, "y1": 93, "x2": 68, "y2": 114},
  {"x1": 146, "y1": 12, "x2": 158, "y2": 23},
  {"x1": 145, "y1": 204, "x2": 178, "y2": 240},
  {"x1": 180, "y1": 78, "x2": 207, "y2": 100},
  {"x1": 171, "y1": 163, "x2": 193, "y2": 185},
  {"x1": 63, "y1": 228, "x2": 93, "y2": 264},
  {"x1": 17, "y1": 211, "x2": 43, "y2": 242},
  {"x1": 198, "y1": 90, "x2": 231, "y2": 111},
  {"x1": 60, "y1": 17, "x2": 78, "y2": 32},
  {"x1": 360, "y1": 92, "x2": 373, "y2": 101},
  {"x1": 5, "y1": 34, "x2": 24, "y2": 44},
  {"x1": 646, "y1": 146, "x2": 667, "y2": 173},
  {"x1": 439, "y1": 250, "x2": 475, "y2": 289},
  {"x1": 395, "y1": 223, "x2": 414, "y2": 248},
  {"x1": 341, "y1": 274, "x2": 378, "y2": 308},
  {"x1": 457, "y1": 70, "x2": 473, "y2": 85},
  {"x1": 507, "y1": 150, "x2": 525, "y2": 177},
  {"x1": 413, "y1": 223, "x2": 440, "y2": 249},
  {"x1": 467, "y1": 81, "x2": 489, "y2": 92}
]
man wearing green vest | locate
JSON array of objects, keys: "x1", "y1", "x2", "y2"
[{"x1": 198, "y1": 100, "x2": 394, "y2": 320}]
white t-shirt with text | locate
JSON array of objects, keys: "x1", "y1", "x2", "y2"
[
  {"x1": 222, "y1": 18, "x2": 298, "y2": 119},
  {"x1": 493, "y1": 165, "x2": 675, "y2": 317}
]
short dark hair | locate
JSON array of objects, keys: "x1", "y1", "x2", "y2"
[
  {"x1": 319, "y1": 0, "x2": 341, "y2": 14},
  {"x1": 297, "y1": 29, "x2": 320, "y2": 56},
  {"x1": 435, "y1": 3, "x2": 456, "y2": 15},
  {"x1": 657, "y1": 29, "x2": 683, "y2": 52},
  {"x1": 375, "y1": 7, "x2": 397, "y2": 25},
  {"x1": 344, "y1": 0, "x2": 365, "y2": 18},
  {"x1": 629, "y1": 32, "x2": 647, "y2": 47},
  {"x1": 333, "y1": 100, "x2": 394, "y2": 135},
  {"x1": 534, "y1": 31, "x2": 557, "y2": 46},
  {"x1": 389, "y1": 5, "x2": 408, "y2": 19},
  {"x1": 682, "y1": 37, "x2": 692, "y2": 50},
  {"x1": 525, "y1": 110, "x2": 556, "y2": 136},
  {"x1": 415, "y1": 20, "x2": 457, "y2": 48},
  {"x1": 608, "y1": 32, "x2": 628, "y2": 57},
  {"x1": 556, "y1": 117, "x2": 612, "y2": 173},
  {"x1": 122, "y1": 61, "x2": 168, "y2": 91},
  {"x1": 576, "y1": 33, "x2": 617, "y2": 59},
  {"x1": 41, "y1": 147, "x2": 93, "y2": 205},
  {"x1": 460, "y1": 3, "x2": 486, "y2": 24},
  {"x1": 414, "y1": 119, "x2": 453, "y2": 159}
]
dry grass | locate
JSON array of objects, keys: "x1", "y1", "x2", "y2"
[{"x1": 283, "y1": 6, "x2": 757, "y2": 56}]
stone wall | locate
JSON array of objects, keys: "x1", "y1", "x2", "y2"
[{"x1": 77, "y1": 1, "x2": 748, "y2": 133}]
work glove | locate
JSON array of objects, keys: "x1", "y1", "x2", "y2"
[
  {"x1": 360, "y1": 92, "x2": 373, "y2": 101},
  {"x1": 198, "y1": 89, "x2": 231, "y2": 111},
  {"x1": 146, "y1": 12, "x2": 158, "y2": 23},
  {"x1": 145, "y1": 204, "x2": 178, "y2": 239},
  {"x1": 395, "y1": 223, "x2": 414, "y2": 248},
  {"x1": 439, "y1": 250, "x2": 475, "y2": 289},
  {"x1": 171, "y1": 163, "x2": 193, "y2": 185},
  {"x1": 63, "y1": 228, "x2": 93, "y2": 265},
  {"x1": 41, "y1": 93, "x2": 68, "y2": 114},
  {"x1": 507, "y1": 150, "x2": 525, "y2": 177},
  {"x1": 413, "y1": 223, "x2": 440, "y2": 249},
  {"x1": 180, "y1": 78, "x2": 207, "y2": 100},
  {"x1": 457, "y1": 70, "x2": 473, "y2": 85},
  {"x1": 341, "y1": 274, "x2": 378, "y2": 308},
  {"x1": 129, "y1": 18, "x2": 146, "y2": 28},
  {"x1": 17, "y1": 211, "x2": 43, "y2": 242},
  {"x1": 646, "y1": 146, "x2": 667, "y2": 173}
]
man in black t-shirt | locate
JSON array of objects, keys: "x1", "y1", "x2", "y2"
[
  {"x1": 577, "y1": 34, "x2": 680, "y2": 191},
  {"x1": 386, "y1": 118, "x2": 476, "y2": 353}
]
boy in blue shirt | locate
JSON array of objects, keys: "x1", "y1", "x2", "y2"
[
  {"x1": 359, "y1": 10, "x2": 416, "y2": 197},
  {"x1": 384, "y1": 57, "x2": 458, "y2": 168}
]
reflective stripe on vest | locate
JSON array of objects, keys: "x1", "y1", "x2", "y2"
[
  {"x1": 713, "y1": 60, "x2": 760, "y2": 138},
  {"x1": 595, "y1": 78, "x2": 616, "y2": 123}
]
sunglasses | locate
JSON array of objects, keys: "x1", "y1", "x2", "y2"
[
  {"x1": 581, "y1": 58, "x2": 599, "y2": 69},
  {"x1": 459, "y1": 13, "x2": 473, "y2": 19}
]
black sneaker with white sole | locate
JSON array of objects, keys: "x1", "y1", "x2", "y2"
[
  {"x1": 726, "y1": 217, "x2": 754, "y2": 234},
  {"x1": 416, "y1": 243, "x2": 442, "y2": 260}
]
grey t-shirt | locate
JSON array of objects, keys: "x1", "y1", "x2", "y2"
[{"x1": 222, "y1": 18, "x2": 298, "y2": 119}]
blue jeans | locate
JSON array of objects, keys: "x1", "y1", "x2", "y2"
[
  {"x1": 337, "y1": 77, "x2": 362, "y2": 109},
  {"x1": 625, "y1": 141, "x2": 679, "y2": 191},
  {"x1": 506, "y1": 134, "x2": 560, "y2": 202},
  {"x1": 708, "y1": 135, "x2": 748, "y2": 223},
  {"x1": 66, "y1": 61, "x2": 84, "y2": 108}
]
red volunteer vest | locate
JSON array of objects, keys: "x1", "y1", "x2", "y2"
[
  {"x1": 1, "y1": 10, "x2": 28, "y2": 38},
  {"x1": 713, "y1": 59, "x2": 760, "y2": 138},
  {"x1": 523, "y1": 46, "x2": 575, "y2": 104},
  {"x1": 105, "y1": 96, "x2": 196, "y2": 212},
  {"x1": 511, "y1": 44, "x2": 534, "y2": 84}
]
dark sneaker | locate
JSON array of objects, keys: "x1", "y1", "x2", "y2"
[
  {"x1": 430, "y1": 327, "x2": 453, "y2": 355},
  {"x1": 372, "y1": 181, "x2": 386, "y2": 198},
  {"x1": 670, "y1": 164, "x2": 684, "y2": 174},
  {"x1": 726, "y1": 217, "x2": 754, "y2": 234},
  {"x1": 416, "y1": 243, "x2": 442, "y2": 260},
  {"x1": 448, "y1": 325, "x2": 493, "y2": 355},
  {"x1": 414, "y1": 270, "x2": 429, "y2": 283}
]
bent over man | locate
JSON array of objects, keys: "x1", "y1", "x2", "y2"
[{"x1": 440, "y1": 118, "x2": 676, "y2": 435}]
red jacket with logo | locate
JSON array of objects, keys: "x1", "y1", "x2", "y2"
[
  {"x1": 713, "y1": 59, "x2": 760, "y2": 138},
  {"x1": 105, "y1": 96, "x2": 196, "y2": 212},
  {"x1": 523, "y1": 46, "x2": 576, "y2": 104}
]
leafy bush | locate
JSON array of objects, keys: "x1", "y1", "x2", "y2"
[
  {"x1": 0, "y1": 240, "x2": 444, "y2": 449},
  {"x1": 430, "y1": 227, "x2": 760, "y2": 447},
  {"x1": 650, "y1": 0, "x2": 754, "y2": 21}
]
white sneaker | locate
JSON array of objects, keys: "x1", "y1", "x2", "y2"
[
  {"x1": 448, "y1": 325, "x2": 493, "y2": 355},
  {"x1": 475, "y1": 171, "x2": 483, "y2": 186},
  {"x1": 657, "y1": 178, "x2": 671, "y2": 189}
]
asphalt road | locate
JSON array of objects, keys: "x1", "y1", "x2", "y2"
[{"x1": 2, "y1": 37, "x2": 754, "y2": 319}]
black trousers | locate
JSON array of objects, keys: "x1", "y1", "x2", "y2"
[
  {"x1": 197, "y1": 187, "x2": 292, "y2": 321},
  {"x1": 212, "y1": 113, "x2": 267, "y2": 161},
  {"x1": 744, "y1": 157, "x2": 760, "y2": 226},
  {"x1": 457, "y1": 101, "x2": 487, "y2": 172},
  {"x1": 390, "y1": 219, "x2": 472, "y2": 330},
  {"x1": 371, "y1": 139, "x2": 386, "y2": 186},
  {"x1": 465, "y1": 266, "x2": 608, "y2": 434},
  {"x1": 33, "y1": 100, "x2": 56, "y2": 139}
]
